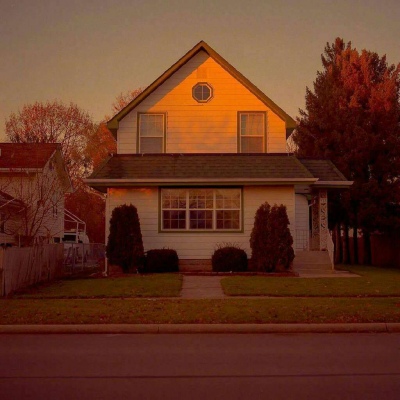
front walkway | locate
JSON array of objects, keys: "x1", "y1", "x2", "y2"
[{"x1": 180, "y1": 276, "x2": 226, "y2": 299}]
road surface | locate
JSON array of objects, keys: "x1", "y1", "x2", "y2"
[{"x1": 1, "y1": 333, "x2": 399, "y2": 399}]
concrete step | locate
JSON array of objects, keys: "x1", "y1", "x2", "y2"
[
  {"x1": 294, "y1": 251, "x2": 333, "y2": 273},
  {"x1": 179, "y1": 260, "x2": 212, "y2": 272}
]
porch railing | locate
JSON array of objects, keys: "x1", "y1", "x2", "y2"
[{"x1": 63, "y1": 243, "x2": 105, "y2": 273}]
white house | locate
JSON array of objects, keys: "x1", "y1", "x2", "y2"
[
  {"x1": 87, "y1": 41, "x2": 351, "y2": 271},
  {"x1": 0, "y1": 143, "x2": 72, "y2": 246}
]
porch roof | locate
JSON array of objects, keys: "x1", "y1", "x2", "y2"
[{"x1": 86, "y1": 154, "x2": 351, "y2": 192}]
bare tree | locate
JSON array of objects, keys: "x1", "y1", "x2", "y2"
[{"x1": 0, "y1": 159, "x2": 70, "y2": 245}]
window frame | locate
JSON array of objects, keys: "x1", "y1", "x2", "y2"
[
  {"x1": 137, "y1": 112, "x2": 167, "y2": 154},
  {"x1": 192, "y1": 82, "x2": 214, "y2": 103},
  {"x1": 160, "y1": 188, "x2": 243, "y2": 233},
  {"x1": 237, "y1": 111, "x2": 267, "y2": 153}
]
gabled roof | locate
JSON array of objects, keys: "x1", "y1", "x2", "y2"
[
  {"x1": 107, "y1": 41, "x2": 297, "y2": 138},
  {"x1": 0, "y1": 143, "x2": 59, "y2": 169},
  {"x1": 86, "y1": 154, "x2": 353, "y2": 193},
  {"x1": 0, "y1": 190, "x2": 25, "y2": 210}
]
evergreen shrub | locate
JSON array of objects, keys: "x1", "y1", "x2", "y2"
[
  {"x1": 144, "y1": 249, "x2": 179, "y2": 273},
  {"x1": 212, "y1": 245, "x2": 248, "y2": 272},
  {"x1": 106, "y1": 204, "x2": 144, "y2": 273},
  {"x1": 250, "y1": 202, "x2": 294, "y2": 272}
]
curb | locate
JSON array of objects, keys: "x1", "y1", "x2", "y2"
[{"x1": 1, "y1": 323, "x2": 400, "y2": 334}]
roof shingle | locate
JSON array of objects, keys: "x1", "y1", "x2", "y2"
[
  {"x1": 89, "y1": 153, "x2": 324, "y2": 180},
  {"x1": 0, "y1": 143, "x2": 59, "y2": 169}
]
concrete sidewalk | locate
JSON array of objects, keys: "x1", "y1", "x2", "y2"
[
  {"x1": 180, "y1": 271, "x2": 358, "y2": 299},
  {"x1": 1, "y1": 323, "x2": 400, "y2": 334}
]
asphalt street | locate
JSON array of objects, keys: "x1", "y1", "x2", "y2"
[{"x1": 1, "y1": 333, "x2": 399, "y2": 400}]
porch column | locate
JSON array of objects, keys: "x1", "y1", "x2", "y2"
[{"x1": 311, "y1": 189, "x2": 328, "y2": 250}]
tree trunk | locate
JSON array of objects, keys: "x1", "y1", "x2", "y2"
[
  {"x1": 363, "y1": 230, "x2": 372, "y2": 265},
  {"x1": 343, "y1": 223, "x2": 350, "y2": 264},
  {"x1": 352, "y1": 204, "x2": 359, "y2": 265},
  {"x1": 353, "y1": 226, "x2": 359, "y2": 264},
  {"x1": 334, "y1": 223, "x2": 342, "y2": 264}
]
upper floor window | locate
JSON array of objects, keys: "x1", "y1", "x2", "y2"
[
  {"x1": 239, "y1": 112, "x2": 266, "y2": 153},
  {"x1": 192, "y1": 83, "x2": 213, "y2": 103},
  {"x1": 138, "y1": 113, "x2": 165, "y2": 153}
]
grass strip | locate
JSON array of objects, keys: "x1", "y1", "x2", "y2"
[
  {"x1": 1, "y1": 297, "x2": 400, "y2": 324},
  {"x1": 221, "y1": 265, "x2": 400, "y2": 297},
  {"x1": 14, "y1": 274, "x2": 182, "y2": 299}
]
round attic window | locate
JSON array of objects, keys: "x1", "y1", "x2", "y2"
[{"x1": 192, "y1": 83, "x2": 213, "y2": 103}]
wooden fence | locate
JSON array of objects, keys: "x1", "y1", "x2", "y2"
[
  {"x1": 0, "y1": 244, "x2": 64, "y2": 297},
  {"x1": 338, "y1": 233, "x2": 400, "y2": 267}
]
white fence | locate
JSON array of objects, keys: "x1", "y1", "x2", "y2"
[{"x1": 0, "y1": 244, "x2": 64, "y2": 297}]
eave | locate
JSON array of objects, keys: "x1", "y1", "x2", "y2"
[{"x1": 85, "y1": 177, "x2": 318, "y2": 193}]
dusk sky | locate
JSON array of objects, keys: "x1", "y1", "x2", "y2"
[{"x1": 1, "y1": 0, "x2": 399, "y2": 139}]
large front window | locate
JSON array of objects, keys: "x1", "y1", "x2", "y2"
[
  {"x1": 161, "y1": 188, "x2": 241, "y2": 231},
  {"x1": 138, "y1": 113, "x2": 165, "y2": 153},
  {"x1": 239, "y1": 112, "x2": 266, "y2": 153}
]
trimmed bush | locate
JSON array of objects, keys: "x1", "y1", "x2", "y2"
[
  {"x1": 250, "y1": 202, "x2": 294, "y2": 272},
  {"x1": 250, "y1": 202, "x2": 272, "y2": 272},
  {"x1": 144, "y1": 249, "x2": 179, "y2": 273},
  {"x1": 212, "y1": 246, "x2": 248, "y2": 272},
  {"x1": 106, "y1": 204, "x2": 144, "y2": 273}
]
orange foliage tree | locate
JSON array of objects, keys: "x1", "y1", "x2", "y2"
[
  {"x1": 293, "y1": 38, "x2": 400, "y2": 263},
  {"x1": 65, "y1": 88, "x2": 144, "y2": 243}
]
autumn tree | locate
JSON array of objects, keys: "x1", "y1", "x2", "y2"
[
  {"x1": 5, "y1": 101, "x2": 96, "y2": 184},
  {"x1": 294, "y1": 38, "x2": 400, "y2": 263},
  {"x1": 111, "y1": 87, "x2": 144, "y2": 116},
  {"x1": 4, "y1": 88, "x2": 144, "y2": 244},
  {"x1": 70, "y1": 88, "x2": 145, "y2": 242}
]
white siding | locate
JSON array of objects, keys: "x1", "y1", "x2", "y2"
[
  {"x1": 117, "y1": 51, "x2": 287, "y2": 154},
  {"x1": 295, "y1": 194, "x2": 310, "y2": 250},
  {"x1": 295, "y1": 194, "x2": 309, "y2": 231},
  {"x1": 107, "y1": 186, "x2": 295, "y2": 260}
]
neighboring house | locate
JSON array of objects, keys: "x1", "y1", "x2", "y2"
[
  {"x1": 0, "y1": 143, "x2": 72, "y2": 246},
  {"x1": 87, "y1": 41, "x2": 352, "y2": 270}
]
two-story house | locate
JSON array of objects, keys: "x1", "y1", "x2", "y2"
[
  {"x1": 87, "y1": 41, "x2": 352, "y2": 271},
  {"x1": 0, "y1": 143, "x2": 72, "y2": 246}
]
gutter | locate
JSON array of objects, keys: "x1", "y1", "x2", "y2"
[
  {"x1": 313, "y1": 181, "x2": 354, "y2": 188},
  {"x1": 85, "y1": 178, "x2": 318, "y2": 187}
]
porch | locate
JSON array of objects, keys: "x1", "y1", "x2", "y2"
[{"x1": 294, "y1": 189, "x2": 334, "y2": 274}]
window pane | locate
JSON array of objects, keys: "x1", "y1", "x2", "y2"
[
  {"x1": 241, "y1": 136, "x2": 263, "y2": 153},
  {"x1": 141, "y1": 137, "x2": 163, "y2": 153},
  {"x1": 216, "y1": 189, "x2": 241, "y2": 209},
  {"x1": 162, "y1": 190, "x2": 186, "y2": 209},
  {"x1": 189, "y1": 210, "x2": 213, "y2": 229},
  {"x1": 189, "y1": 189, "x2": 213, "y2": 209},
  {"x1": 240, "y1": 113, "x2": 264, "y2": 136},
  {"x1": 140, "y1": 114, "x2": 164, "y2": 137},
  {"x1": 163, "y1": 210, "x2": 186, "y2": 230},
  {"x1": 216, "y1": 210, "x2": 240, "y2": 230}
]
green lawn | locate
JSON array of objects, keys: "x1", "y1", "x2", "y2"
[
  {"x1": 3, "y1": 265, "x2": 400, "y2": 325},
  {"x1": 1, "y1": 297, "x2": 400, "y2": 324},
  {"x1": 14, "y1": 274, "x2": 182, "y2": 298},
  {"x1": 221, "y1": 265, "x2": 400, "y2": 297}
]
